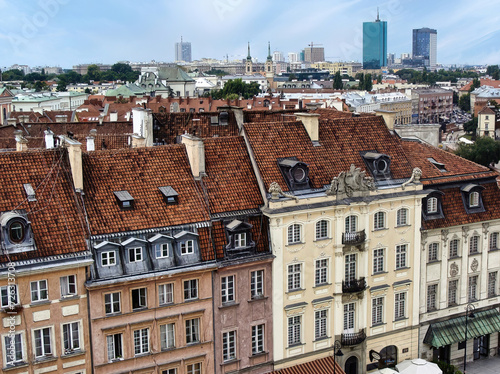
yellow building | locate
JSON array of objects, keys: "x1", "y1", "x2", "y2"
[{"x1": 310, "y1": 62, "x2": 362, "y2": 77}]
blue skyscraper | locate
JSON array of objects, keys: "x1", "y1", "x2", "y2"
[
  {"x1": 413, "y1": 28, "x2": 437, "y2": 71},
  {"x1": 363, "y1": 11, "x2": 387, "y2": 69}
]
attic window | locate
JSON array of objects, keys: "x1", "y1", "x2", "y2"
[
  {"x1": 225, "y1": 219, "x2": 255, "y2": 255},
  {"x1": 210, "y1": 116, "x2": 219, "y2": 125},
  {"x1": 219, "y1": 111, "x2": 229, "y2": 126},
  {"x1": 362, "y1": 152, "x2": 392, "y2": 180},
  {"x1": 423, "y1": 191, "x2": 445, "y2": 220},
  {"x1": 278, "y1": 158, "x2": 311, "y2": 191},
  {"x1": 23, "y1": 183, "x2": 36, "y2": 202},
  {"x1": 114, "y1": 191, "x2": 134, "y2": 209},
  {"x1": 428, "y1": 158, "x2": 447, "y2": 172},
  {"x1": 461, "y1": 184, "x2": 485, "y2": 214},
  {"x1": 158, "y1": 186, "x2": 178, "y2": 204}
]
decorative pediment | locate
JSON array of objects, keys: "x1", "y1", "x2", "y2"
[{"x1": 326, "y1": 164, "x2": 376, "y2": 198}]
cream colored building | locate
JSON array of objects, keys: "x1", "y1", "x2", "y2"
[
  {"x1": 477, "y1": 106, "x2": 496, "y2": 138},
  {"x1": 310, "y1": 62, "x2": 362, "y2": 77}
]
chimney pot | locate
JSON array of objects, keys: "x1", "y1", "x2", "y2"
[{"x1": 181, "y1": 134, "x2": 205, "y2": 179}]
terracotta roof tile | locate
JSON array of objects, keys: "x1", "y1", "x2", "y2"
[
  {"x1": 270, "y1": 355, "x2": 344, "y2": 374},
  {"x1": 0, "y1": 149, "x2": 88, "y2": 263}
]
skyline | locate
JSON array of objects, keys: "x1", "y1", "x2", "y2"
[{"x1": 0, "y1": 0, "x2": 499, "y2": 69}]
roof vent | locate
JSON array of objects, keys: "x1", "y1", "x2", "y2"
[
  {"x1": 114, "y1": 190, "x2": 135, "y2": 209},
  {"x1": 23, "y1": 183, "x2": 36, "y2": 202},
  {"x1": 158, "y1": 186, "x2": 178, "y2": 204}
]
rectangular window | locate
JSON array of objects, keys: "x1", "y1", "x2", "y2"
[
  {"x1": 373, "y1": 248, "x2": 384, "y2": 273},
  {"x1": 128, "y1": 247, "x2": 143, "y2": 262},
  {"x1": 469, "y1": 236, "x2": 479, "y2": 254},
  {"x1": 131, "y1": 288, "x2": 147, "y2": 310},
  {"x1": 397, "y1": 208, "x2": 408, "y2": 226},
  {"x1": 60, "y1": 275, "x2": 77, "y2": 297},
  {"x1": 234, "y1": 233, "x2": 246, "y2": 248},
  {"x1": 160, "y1": 323, "x2": 175, "y2": 350},
  {"x1": 155, "y1": 243, "x2": 169, "y2": 258},
  {"x1": 468, "y1": 275, "x2": 478, "y2": 302},
  {"x1": 288, "y1": 224, "x2": 301, "y2": 244},
  {"x1": 184, "y1": 279, "x2": 198, "y2": 301},
  {"x1": 372, "y1": 297, "x2": 383, "y2": 325},
  {"x1": 448, "y1": 280, "x2": 458, "y2": 306},
  {"x1": 374, "y1": 212, "x2": 385, "y2": 230},
  {"x1": 315, "y1": 259, "x2": 328, "y2": 286},
  {"x1": 107, "y1": 333, "x2": 122, "y2": 361},
  {"x1": 287, "y1": 263, "x2": 302, "y2": 291},
  {"x1": 251, "y1": 270, "x2": 264, "y2": 298},
  {"x1": 488, "y1": 272, "x2": 497, "y2": 298},
  {"x1": 133, "y1": 328, "x2": 149, "y2": 355},
  {"x1": 315, "y1": 310, "x2": 328, "y2": 340},
  {"x1": 181, "y1": 240, "x2": 194, "y2": 255},
  {"x1": 449, "y1": 239, "x2": 459, "y2": 257},
  {"x1": 34, "y1": 327, "x2": 52, "y2": 358},
  {"x1": 489, "y1": 232, "x2": 499, "y2": 250},
  {"x1": 0, "y1": 285, "x2": 18, "y2": 308},
  {"x1": 345, "y1": 253, "x2": 356, "y2": 282},
  {"x1": 105, "y1": 292, "x2": 121, "y2": 314},
  {"x1": 222, "y1": 331, "x2": 236, "y2": 362},
  {"x1": 159, "y1": 284, "x2": 173, "y2": 305},
  {"x1": 343, "y1": 303, "x2": 355, "y2": 331},
  {"x1": 428, "y1": 243, "x2": 439, "y2": 262},
  {"x1": 427, "y1": 284, "x2": 437, "y2": 312},
  {"x1": 4, "y1": 333, "x2": 23, "y2": 365},
  {"x1": 252, "y1": 324, "x2": 264, "y2": 354},
  {"x1": 185, "y1": 318, "x2": 200, "y2": 344},
  {"x1": 395, "y1": 292, "x2": 406, "y2": 320},
  {"x1": 62, "y1": 322, "x2": 80, "y2": 354},
  {"x1": 163, "y1": 370, "x2": 177, "y2": 374},
  {"x1": 288, "y1": 315, "x2": 301, "y2": 346},
  {"x1": 315, "y1": 220, "x2": 328, "y2": 240},
  {"x1": 187, "y1": 363, "x2": 201, "y2": 374},
  {"x1": 101, "y1": 251, "x2": 116, "y2": 266},
  {"x1": 30, "y1": 280, "x2": 48, "y2": 302},
  {"x1": 395, "y1": 244, "x2": 407, "y2": 269},
  {"x1": 221, "y1": 275, "x2": 235, "y2": 303}
]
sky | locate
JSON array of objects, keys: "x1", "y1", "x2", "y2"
[{"x1": 0, "y1": 0, "x2": 499, "y2": 69}]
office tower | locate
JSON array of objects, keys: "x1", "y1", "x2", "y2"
[
  {"x1": 288, "y1": 52, "x2": 298, "y2": 63},
  {"x1": 273, "y1": 51, "x2": 284, "y2": 62},
  {"x1": 304, "y1": 43, "x2": 325, "y2": 63},
  {"x1": 363, "y1": 10, "x2": 387, "y2": 69},
  {"x1": 413, "y1": 28, "x2": 437, "y2": 71},
  {"x1": 175, "y1": 37, "x2": 192, "y2": 62}
]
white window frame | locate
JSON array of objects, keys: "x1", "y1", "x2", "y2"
[
  {"x1": 128, "y1": 247, "x2": 143, "y2": 262},
  {"x1": 60, "y1": 275, "x2": 77, "y2": 297},
  {"x1": 287, "y1": 315, "x2": 301, "y2": 346},
  {"x1": 1, "y1": 285, "x2": 19, "y2": 308},
  {"x1": 105, "y1": 292, "x2": 121, "y2": 314},
  {"x1": 374, "y1": 211, "x2": 386, "y2": 230},
  {"x1": 448, "y1": 279, "x2": 458, "y2": 306},
  {"x1": 187, "y1": 363, "x2": 201, "y2": 374},
  {"x1": 131, "y1": 288, "x2": 147, "y2": 310},
  {"x1": 427, "y1": 284, "x2": 437, "y2": 312},
  {"x1": 468, "y1": 275, "x2": 478, "y2": 302},
  {"x1": 160, "y1": 323, "x2": 175, "y2": 350},
  {"x1": 181, "y1": 240, "x2": 194, "y2": 255},
  {"x1": 107, "y1": 333, "x2": 123, "y2": 361},
  {"x1": 101, "y1": 251, "x2": 116, "y2": 266},
  {"x1": 395, "y1": 244, "x2": 407, "y2": 269},
  {"x1": 62, "y1": 321, "x2": 81, "y2": 354},
  {"x1": 3, "y1": 332, "x2": 24, "y2": 366},
  {"x1": 490, "y1": 232, "x2": 499, "y2": 250},
  {"x1": 252, "y1": 324, "x2": 264, "y2": 355},
  {"x1": 133, "y1": 328, "x2": 149, "y2": 356},
  {"x1": 315, "y1": 259, "x2": 328, "y2": 286},
  {"x1": 185, "y1": 318, "x2": 200, "y2": 344},
  {"x1": 30, "y1": 280, "x2": 48, "y2": 303},
  {"x1": 427, "y1": 197, "x2": 438, "y2": 213},
  {"x1": 345, "y1": 215, "x2": 357, "y2": 233},
  {"x1": 395, "y1": 292, "x2": 406, "y2": 320},
  {"x1": 315, "y1": 220, "x2": 329, "y2": 240},
  {"x1": 155, "y1": 243, "x2": 169, "y2": 258},
  {"x1": 221, "y1": 275, "x2": 235, "y2": 304},
  {"x1": 343, "y1": 303, "x2": 355, "y2": 331},
  {"x1": 469, "y1": 235, "x2": 479, "y2": 254},
  {"x1": 373, "y1": 248, "x2": 384, "y2": 273},
  {"x1": 234, "y1": 233, "x2": 247, "y2": 248},
  {"x1": 470, "y1": 191, "x2": 480, "y2": 207},
  {"x1": 449, "y1": 239, "x2": 459, "y2": 257},
  {"x1": 287, "y1": 263, "x2": 302, "y2": 291},
  {"x1": 250, "y1": 270, "x2": 264, "y2": 298},
  {"x1": 488, "y1": 272, "x2": 497, "y2": 298},
  {"x1": 222, "y1": 330, "x2": 236, "y2": 362},
  {"x1": 33, "y1": 327, "x2": 52, "y2": 358},
  {"x1": 184, "y1": 279, "x2": 198, "y2": 301},
  {"x1": 159, "y1": 283, "x2": 173, "y2": 305},
  {"x1": 372, "y1": 297, "x2": 383, "y2": 325},
  {"x1": 428, "y1": 242, "x2": 439, "y2": 262},
  {"x1": 315, "y1": 309, "x2": 328, "y2": 340},
  {"x1": 396, "y1": 208, "x2": 408, "y2": 226},
  {"x1": 287, "y1": 224, "x2": 302, "y2": 244}
]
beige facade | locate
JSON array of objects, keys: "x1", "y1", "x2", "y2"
[
  {"x1": 310, "y1": 62, "x2": 362, "y2": 77},
  {"x1": 477, "y1": 107, "x2": 496, "y2": 138},
  {"x1": 380, "y1": 100, "x2": 412, "y2": 125}
]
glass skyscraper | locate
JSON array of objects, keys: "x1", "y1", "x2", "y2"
[
  {"x1": 175, "y1": 37, "x2": 192, "y2": 62},
  {"x1": 363, "y1": 13, "x2": 387, "y2": 70},
  {"x1": 412, "y1": 28, "x2": 437, "y2": 71}
]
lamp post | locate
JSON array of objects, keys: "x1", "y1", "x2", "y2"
[
  {"x1": 463, "y1": 303, "x2": 475, "y2": 374},
  {"x1": 333, "y1": 340, "x2": 344, "y2": 374}
]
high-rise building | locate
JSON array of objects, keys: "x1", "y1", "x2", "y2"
[
  {"x1": 412, "y1": 28, "x2": 437, "y2": 71},
  {"x1": 288, "y1": 52, "x2": 298, "y2": 63},
  {"x1": 175, "y1": 36, "x2": 192, "y2": 62},
  {"x1": 273, "y1": 50, "x2": 284, "y2": 62},
  {"x1": 304, "y1": 43, "x2": 325, "y2": 63},
  {"x1": 363, "y1": 11, "x2": 387, "y2": 69}
]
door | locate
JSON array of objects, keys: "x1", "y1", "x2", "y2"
[
  {"x1": 345, "y1": 254, "x2": 356, "y2": 283},
  {"x1": 343, "y1": 303, "x2": 355, "y2": 333},
  {"x1": 474, "y1": 335, "x2": 489, "y2": 360},
  {"x1": 345, "y1": 356, "x2": 358, "y2": 374}
]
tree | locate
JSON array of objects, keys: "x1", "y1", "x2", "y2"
[
  {"x1": 85, "y1": 64, "x2": 101, "y2": 82},
  {"x1": 333, "y1": 71, "x2": 343, "y2": 89},
  {"x1": 455, "y1": 136, "x2": 500, "y2": 167},
  {"x1": 469, "y1": 78, "x2": 480, "y2": 92},
  {"x1": 463, "y1": 117, "x2": 478, "y2": 134},
  {"x1": 486, "y1": 65, "x2": 499, "y2": 79},
  {"x1": 84, "y1": 88, "x2": 91, "y2": 94},
  {"x1": 364, "y1": 74, "x2": 373, "y2": 91},
  {"x1": 56, "y1": 79, "x2": 67, "y2": 92},
  {"x1": 459, "y1": 93, "x2": 471, "y2": 112},
  {"x1": 34, "y1": 81, "x2": 48, "y2": 92}
]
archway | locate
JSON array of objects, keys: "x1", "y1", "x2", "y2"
[{"x1": 345, "y1": 355, "x2": 358, "y2": 374}]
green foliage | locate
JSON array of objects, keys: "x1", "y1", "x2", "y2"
[
  {"x1": 459, "y1": 93, "x2": 471, "y2": 112},
  {"x1": 453, "y1": 91, "x2": 459, "y2": 104},
  {"x1": 487, "y1": 65, "x2": 499, "y2": 79},
  {"x1": 395, "y1": 68, "x2": 478, "y2": 85},
  {"x1": 333, "y1": 71, "x2": 343, "y2": 89},
  {"x1": 435, "y1": 360, "x2": 462, "y2": 374},
  {"x1": 363, "y1": 74, "x2": 373, "y2": 91},
  {"x1": 84, "y1": 88, "x2": 91, "y2": 94},
  {"x1": 209, "y1": 78, "x2": 260, "y2": 99},
  {"x1": 226, "y1": 93, "x2": 239, "y2": 100},
  {"x1": 205, "y1": 68, "x2": 229, "y2": 76},
  {"x1": 470, "y1": 78, "x2": 480, "y2": 92},
  {"x1": 463, "y1": 117, "x2": 478, "y2": 133},
  {"x1": 56, "y1": 79, "x2": 67, "y2": 92},
  {"x1": 34, "y1": 81, "x2": 48, "y2": 92},
  {"x1": 456, "y1": 136, "x2": 500, "y2": 167},
  {"x1": 1, "y1": 69, "x2": 25, "y2": 80}
]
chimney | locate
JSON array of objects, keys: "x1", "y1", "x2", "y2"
[
  {"x1": 305, "y1": 102, "x2": 322, "y2": 111},
  {"x1": 55, "y1": 115, "x2": 67, "y2": 123},
  {"x1": 7, "y1": 118, "x2": 17, "y2": 127},
  {"x1": 98, "y1": 115, "x2": 104, "y2": 125},
  {"x1": 15, "y1": 130, "x2": 28, "y2": 152},
  {"x1": 59, "y1": 136, "x2": 83, "y2": 190},
  {"x1": 295, "y1": 112, "x2": 320, "y2": 143},
  {"x1": 132, "y1": 107, "x2": 153, "y2": 147},
  {"x1": 44, "y1": 129, "x2": 54, "y2": 149},
  {"x1": 131, "y1": 134, "x2": 146, "y2": 148},
  {"x1": 232, "y1": 106, "x2": 244, "y2": 131},
  {"x1": 125, "y1": 111, "x2": 131, "y2": 121},
  {"x1": 181, "y1": 134, "x2": 205, "y2": 179},
  {"x1": 86, "y1": 129, "x2": 97, "y2": 151},
  {"x1": 110, "y1": 111, "x2": 118, "y2": 122},
  {"x1": 374, "y1": 109, "x2": 396, "y2": 131}
]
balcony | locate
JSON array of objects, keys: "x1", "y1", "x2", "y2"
[
  {"x1": 342, "y1": 277, "x2": 367, "y2": 293},
  {"x1": 342, "y1": 230, "x2": 366, "y2": 245},
  {"x1": 341, "y1": 328, "x2": 366, "y2": 346}
]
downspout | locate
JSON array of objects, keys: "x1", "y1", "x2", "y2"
[{"x1": 212, "y1": 270, "x2": 217, "y2": 374}]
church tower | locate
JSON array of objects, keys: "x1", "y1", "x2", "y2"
[
  {"x1": 265, "y1": 41, "x2": 273, "y2": 79},
  {"x1": 245, "y1": 42, "x2": 253, "y2": 75}
]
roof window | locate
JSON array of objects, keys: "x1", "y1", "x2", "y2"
[
  {"x1": 23, "y1": 183, "x2": 36, "y2": 202},
  {"x1": 158, "y1": 186, "x2": 178, "y2": 204},
  {"x1": 428, "y1": 158, "x2": 447, "y2": 172},
  {"x1": 362, "y1": 152, "x2": 392, "y2": 180},
  {"x1": 114, "y1": 191, "x2": 135, "y2": 209},
  {"x1": 278, "y1": 158, "x2": 311, "y2": 191}
]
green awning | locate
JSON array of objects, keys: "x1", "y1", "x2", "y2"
[{"x1": 424, "y1": 309, "x2": 500, "y2": 348}]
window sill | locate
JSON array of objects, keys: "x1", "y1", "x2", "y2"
[
  {"x1": 393, "y1": 317, "x2": 408, "y2": 322},
  {"x1": 159, "y1": 302, "x2": 174, "y2": 308},
  {"x1": 488, "y1": 247, "x2": 500, "y2": 252},
  {"x1": 249, "y1": 351, "x2": 268, "y2": 358},
  {"x1": 286, "y1": 242, "x2": 303, "y2": 247},
  {"x1": 314, "y1": 237, "x2": 330, "y2": 242},
  {"x1": 313, "y1": 283, "x2": 332, "y2": 289},
  {"x1": 427, "y1": 259, "x2": 440, "y2": 264},
  {"x1": 395, "y1": 267, "x2": 410, "y2": 272},
  {"x1": 220, "y1": 358, "x2": 240, "y2": 366},
  {"x1": 108, "y1": 358, "x2": 124, "y2": 363},
  {"x1": 373, "y1": 227, "x2": 388, "y2": 232},
  {"x1": 248, "y1": 295, "x2": 268, "y2": 303},
  {"x1": 371, "y1": 322, "x2": 386, "y2": 328},
  {"x1": 132, "y1": 307, "x2": 148, "y2": 312},
  {"x1": 313, "y1": 336, "x2": 331, "y2": 343},
  {"x1": 396, "y1": 224, "x2": 410, "y2": 228},
  {"x1": 161, "y1": 346, "x2": 176, "y2": 352},
  {"x1": 286, "y1": 288, "x2": 304, "y2": 294},
  {"x1": 287, "y1": 343, "x2": 305, "y2": 349},
  {"x1": 186, "y1": 341, "x2": 202, "y2": 347},
  {"x1": 134, "y1": 352, "x2": 151, "y2": 358},
  {"x1": 183, "y1": 298, "x2": 199, "y2": 304},
  {"x1": 30, "y1": 300, "x2": 51, "y2": 307},
  {"x1": 372, "y1": 271, "x2": 388, "y2": 276},
  {"x1": 59, "y1": 295, "x2": 79, "y2": 302},
  {"x1": 449, "y1": 255, "x2": 461, "y2": 260},
  {"x1": 3, "y1": 362, "x2": 29, "y2": 371},
  {"x1": 105, "y1": 311, "x2": 122, "y2": 317},
  {"x1": 62, "y1": 350, "x2": 85, "y2": 358},
  {"x1": 34, "y1": 355, "x2": 58, "y2": 364},
  {"x1": 219, "y1": 302, "x2": 239, "y2": 309},
  {"x1": 469, "y1": 251, "x2": 481, "y2": 256}
]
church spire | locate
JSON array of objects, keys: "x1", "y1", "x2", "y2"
[
  {"x1": 267, "y1": 41, "x2": 272, "y2": 61},
  {"x1": 247, "y1": 42, "x2": 251, "y2": 61}
]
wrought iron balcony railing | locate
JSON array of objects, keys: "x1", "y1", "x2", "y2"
[
  {"x1": 342, "y1": 229, "x2": 366, "y2": 245},
  {"x1": 342, "y1": 277, "x2": 367, "y2": 293},
  {"x1": 341, "y1": 328, "x2": 366, "y2": 346}
]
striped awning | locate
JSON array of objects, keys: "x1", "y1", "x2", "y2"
[{"x1": 424, "y1": 309, "x2": 500, "y2": 348}]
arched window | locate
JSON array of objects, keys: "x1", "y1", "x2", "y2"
[
  {"x1": 427, "y1": 197, "x2": 438, "y2": 213},
  {"x1": 469, "y1": 191, "x2": 479, "y2": 207},
  {"x1": 345, "y1": 215, "x2": 357, "y2": 233},
  {"x1": 287, "y1": 224, "x2": 302, "y2": 244},
  {"x1": 396, "y1": 208, "x2": 408, "y2": 226},
  {"x1": 315, "y1": 220, "x2": 329, "y2": 240},
  {"x1": 374, "y1": 212, "x2": 386, "y2": 230}
]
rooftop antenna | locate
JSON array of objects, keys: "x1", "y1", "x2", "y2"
[{"x1": 376, "y1": 7, "x2": 380, "y2": 21}]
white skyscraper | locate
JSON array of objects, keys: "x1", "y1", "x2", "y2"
[
  {"x1": 288, "y1": 52, "x2": 298, "y2": 63},
  {"x1": 175, "y1": 36, "x2": 192, "y2": 62}
]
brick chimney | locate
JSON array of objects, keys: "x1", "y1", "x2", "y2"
[
  {"x1": 295, "y1": 112, "x2": 320, "y2": 143},
  {"x1": 60, "y1": 136, "x2": 83, "y2": 190},
  {"x1": 181, "y1": 134, "x2": 205, "y2": 179}
]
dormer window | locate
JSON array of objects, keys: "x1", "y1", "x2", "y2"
[
  {"x1": 278, "y1": 158, "x2": 311, "y2": 191},
  {"x1": 158, "y1": 186, "x2": 178, "y2": 205},
  {"x1": 234, "y1": 233, "x2": 246, "y2": 248},
  {"x1": 362, "y1": 152, "x2": 392, "y2": 180},
  {"x1": 423, "y1": 191, "x2": 444, "y2": 220},
  {"x1": 9, "y1": 221, "x2": 24, "y2": 243},
  {"x1": 427, "y1": 197, "x2": 438, "y2": 213},
  {"x1": 461, "y1": 184, "x2": 485, "y2": 213},
  {"x1": 114, "y1": 191, "x2": 134, "y2": 210},
  {"x1": 225, "y1": 219, "x2": 255, "y2": 254},
  {"x1": 1, "y1": 211, "x2": 35, "y2": 253}
]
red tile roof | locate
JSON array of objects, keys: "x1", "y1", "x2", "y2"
[
  {"x1": 244, "y1": 117, "x2": 414, "y2": 191},
  {"x1": 269, "y1": 355, "x2": 345, "y2": 374},
  {"x1": 82, "y1": 145, "x2": 209, "y2": 236},
  {"x1": 0, "y1": 149, "x2": 88, "y2": 263},
  {"x1": 401, "y1": 140, "x2": 496, "y2": 185}
]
